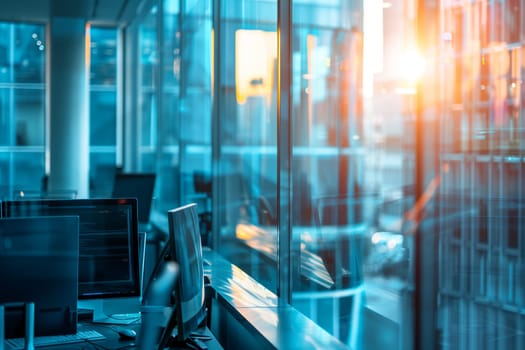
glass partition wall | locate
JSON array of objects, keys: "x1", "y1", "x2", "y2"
[
  {"x1": 89, "y1": 27, "x2": 119, "y2": 197},
  {"x1": 130, "y1": 0, "x2": 417, "y2": 349},
  {"x1": 0, "y1": 22, "x2": 46, "y2": 199},
  {"x1": 0, "y1": 23, "x2": 119, "y2": 200}
]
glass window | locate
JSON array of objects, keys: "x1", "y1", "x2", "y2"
[
  {"x1": 505, "y1": 0, "x2": 521, "y2": 43},
  {"x1": 139, "y1": 7, "x2": 159, "y2": 174},
  {"x1": 0, "y1": 88, "x2": 44, "y2": 147},
  {"x1": 438, "y1": 1, "x2": 525, "y2": 347},
  {"x1": 14, "y1": 24, "x2": 46, "y2": 84},
  {"x1": 214, "y1": 0, "x2": 278, "y2": 294},
  {"x1": 128, "y1": 0, "x2": 525, "y2": 348},
  {"x1": 89, "y1": 26, "x2": 118, "y2": 197},
  {"x1": 0, "y1": 22, "x2": 45, "y2": 200}
]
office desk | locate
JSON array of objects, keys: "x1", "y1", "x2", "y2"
[
  {"x1": 149, "y1": 213, "x2": 350, "y2": 349},
  {"x1": 203, "y1": 249, "x2": 350, "y2": 350},
  {"x1": 4, "y1": 322, "x2": 222, "y2": 350}
]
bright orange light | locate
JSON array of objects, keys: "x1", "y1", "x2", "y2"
[
  {"x1": 399, "y1": 49, "x2": 425, "y2": 82},
  {"x1": 85, "y1": 23, "x2": 91, "y2": 69},
  {"x1": 235, "y1": 30, "x2": 277, "y2": 105}
]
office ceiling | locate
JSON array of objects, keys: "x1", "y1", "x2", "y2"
[{"x1": 0, "y1": 0, "x2": 150, "y2": 26}]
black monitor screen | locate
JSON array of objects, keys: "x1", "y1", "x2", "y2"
[
  {"x1": 1, "y1": 198, "x2": 140, "y2": 300},
  {"x1": 156, "y1": 203, "x2": 206, "y2": 348},
  {"x1": 0, "y1": 216, "x2": 79, "y2": 338}
]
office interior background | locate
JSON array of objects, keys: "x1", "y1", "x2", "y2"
[{"x1": 0, "y1": 0, "x2": 524, "y2": 349}]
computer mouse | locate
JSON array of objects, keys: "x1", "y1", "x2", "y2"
[{"x1": 117, "y1": 327, "x2": 137, "y2": 340}]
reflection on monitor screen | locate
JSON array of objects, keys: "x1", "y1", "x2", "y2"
[
  {"x1": 1, "y1": 198, "x2": 141, "y2": 323},
  {"x1": 144, "y1": 203, "x2": 207, "y2": 350}
]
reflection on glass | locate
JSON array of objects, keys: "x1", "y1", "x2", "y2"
[
  {"x1": 11, "y1": 152, "x2": 45, "y2": 192},
  {"x1": 14, "y1": 89, "x2": 45, "y2": 146},
  {"x1": 0, "y1": 22, "x2": 45, "y2": 200},
  {"x1": 89, "y1": 27, "x2": 118, "y2": 197},
  {"x1": 90, "y1": 91, "x2": 116, "y2": 146},
  {"x1": 214, "y1": 1, "x2": 279, "y2": 308},
  {"x1": 89, "y1": 27, "x2": 117, "y2": 85},
  {"x1": 13, "y1": 24, "x2": 46, "y2": 84},
  {"x1": 0, "y1": 88, "x2": 29, "y2": 146},
  {"x1": 139, "y1": 8, "x2": 158, "y2": 168}
]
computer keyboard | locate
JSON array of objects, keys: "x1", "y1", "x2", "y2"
[{"x1": 5, "y1": 330, "x2": 106, "y2": 349}]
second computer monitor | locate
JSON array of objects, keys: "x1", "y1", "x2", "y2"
[
  {"x1": 157, "y1": 203, "x2": 207, "y2": 349},
  {"x1": 112, "y1": 173, "x2": 156, "y2": 225}
]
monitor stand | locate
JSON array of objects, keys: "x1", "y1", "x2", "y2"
[{"x1": 78, "y1": 298, "x2": 141, "y2": 325}]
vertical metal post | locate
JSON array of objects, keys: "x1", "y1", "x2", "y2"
[
  {"x1": 116, "y1": 27, "x2": 124, "y2": 168},
  {"x1": 156, "y1": 0, "x2": 164, "y2": 176},
  {"x1": 0, "y1": 304, "x2": 4, "y2": 350},
  {"x1": 24, "y1": 302, "x2": 34, "y2": 350},
  {"x1": 277, "y1": 0, "x2": 293, "y2": 304},
  {"x1": 414, "y1": 1, "x2": 439, "y2": 349},
  {"x1": 211, "y1": 0, "x2": 222, "y2": 250},
  {"x1": 177, "y1": 0, "x2": 185, "y2": 204},
  {"x1": 123, "y1": 23, "x2": 139, "y2": 172}
]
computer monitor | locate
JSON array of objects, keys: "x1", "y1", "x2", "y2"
[
  {"x1": 144, "y1": 203, "x2": 207, "y2": 349},
  {"x1": 1, "y1": 198, "x2": 141, "y2": 323},
  {"x1": 0, "y1": 216, "x2": 79, "y2": 338},
  {"x1": 112, "y1": 173, "x2": 156, "y2": 226}
]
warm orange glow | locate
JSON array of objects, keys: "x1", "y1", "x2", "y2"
[
  {"x1": 85, "y1": 23, "x2": 91, "y2": 69},
  {"x1": 235, "y1": 223, "x2": 252, "y2": 241},
  {"x1": 403, "y1": 173, "x2": 441, "y2": 235},
  {"x1": 399, "y1": 49, "x2": 425, "y2": 82},
  {"x1": 402, "y1": 162, "x2": 452, "y2": 235},
  {"x1": 235, "y1": 30, "x2": 277, "y2": 105}
]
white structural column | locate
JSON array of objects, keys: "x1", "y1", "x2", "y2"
[{"x1": 47, "y1": 17, "x2": 90, "y2": 197}]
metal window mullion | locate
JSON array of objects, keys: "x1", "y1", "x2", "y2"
[
  {"x1": 414, "y1": 1, "x2": 439, "y2": 349},
  {"x1": 116, "y1": 27, "x2": 124, "y2": 167},
  {"x1": 177, "y1": 0, "x2": 186, "y2": 207},
  {"x1": 211, "y1": 0, "x2": 222, "y2": 250},
  {"x1": 156, "y1": 0, "x2": 164, "y2": 176},
  {"x1": 277, "y1": 0, "x2": 292, "y2": 305},
  {"x1": 124, "y1": 23, "x2": 140, "y2": 172}
]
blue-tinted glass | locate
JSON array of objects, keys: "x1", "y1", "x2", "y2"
[
  {"x1": 0, "y1": 22, "x2": 45, "y2": 201},
  {"x1": 14, "y1": 24, "x2": 46, "y2": 83},
  {"x1": 140, "y1": 11, "x2": 157, "y2": 89},
  {"x1": 12, "y1": 151, "x2": 45, "y2": 193},
  {"x1": 126, "y1": 1, "x2": 525, "y2": 348},
  {"x1": 90, "y1": 90, "x2": 116, "y2": 146},
  {"x1": 90, "y1": 27, "x2": 117, "y2": 85},
  {"x1": 0, "y1": 87, "x2": 44, "y2": 146},
  {"x1": 138, "y1": 8, "x2": 158, "y2": 162},
  {"x1": 89, "y1": 27, "x2": 117, "y2": 196},
  {"x1": 0, "y1": 23, "x2": 10, "y2": 83},
  {"x1": 215, "y1": 0, "x2": 278, "y2": 297},
  {"x1": 0, "y1": 87, "x2": 12, "y2": 145},
  {"x1": 15, "y1": 88, "x2": 45, "y2": 146}
]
